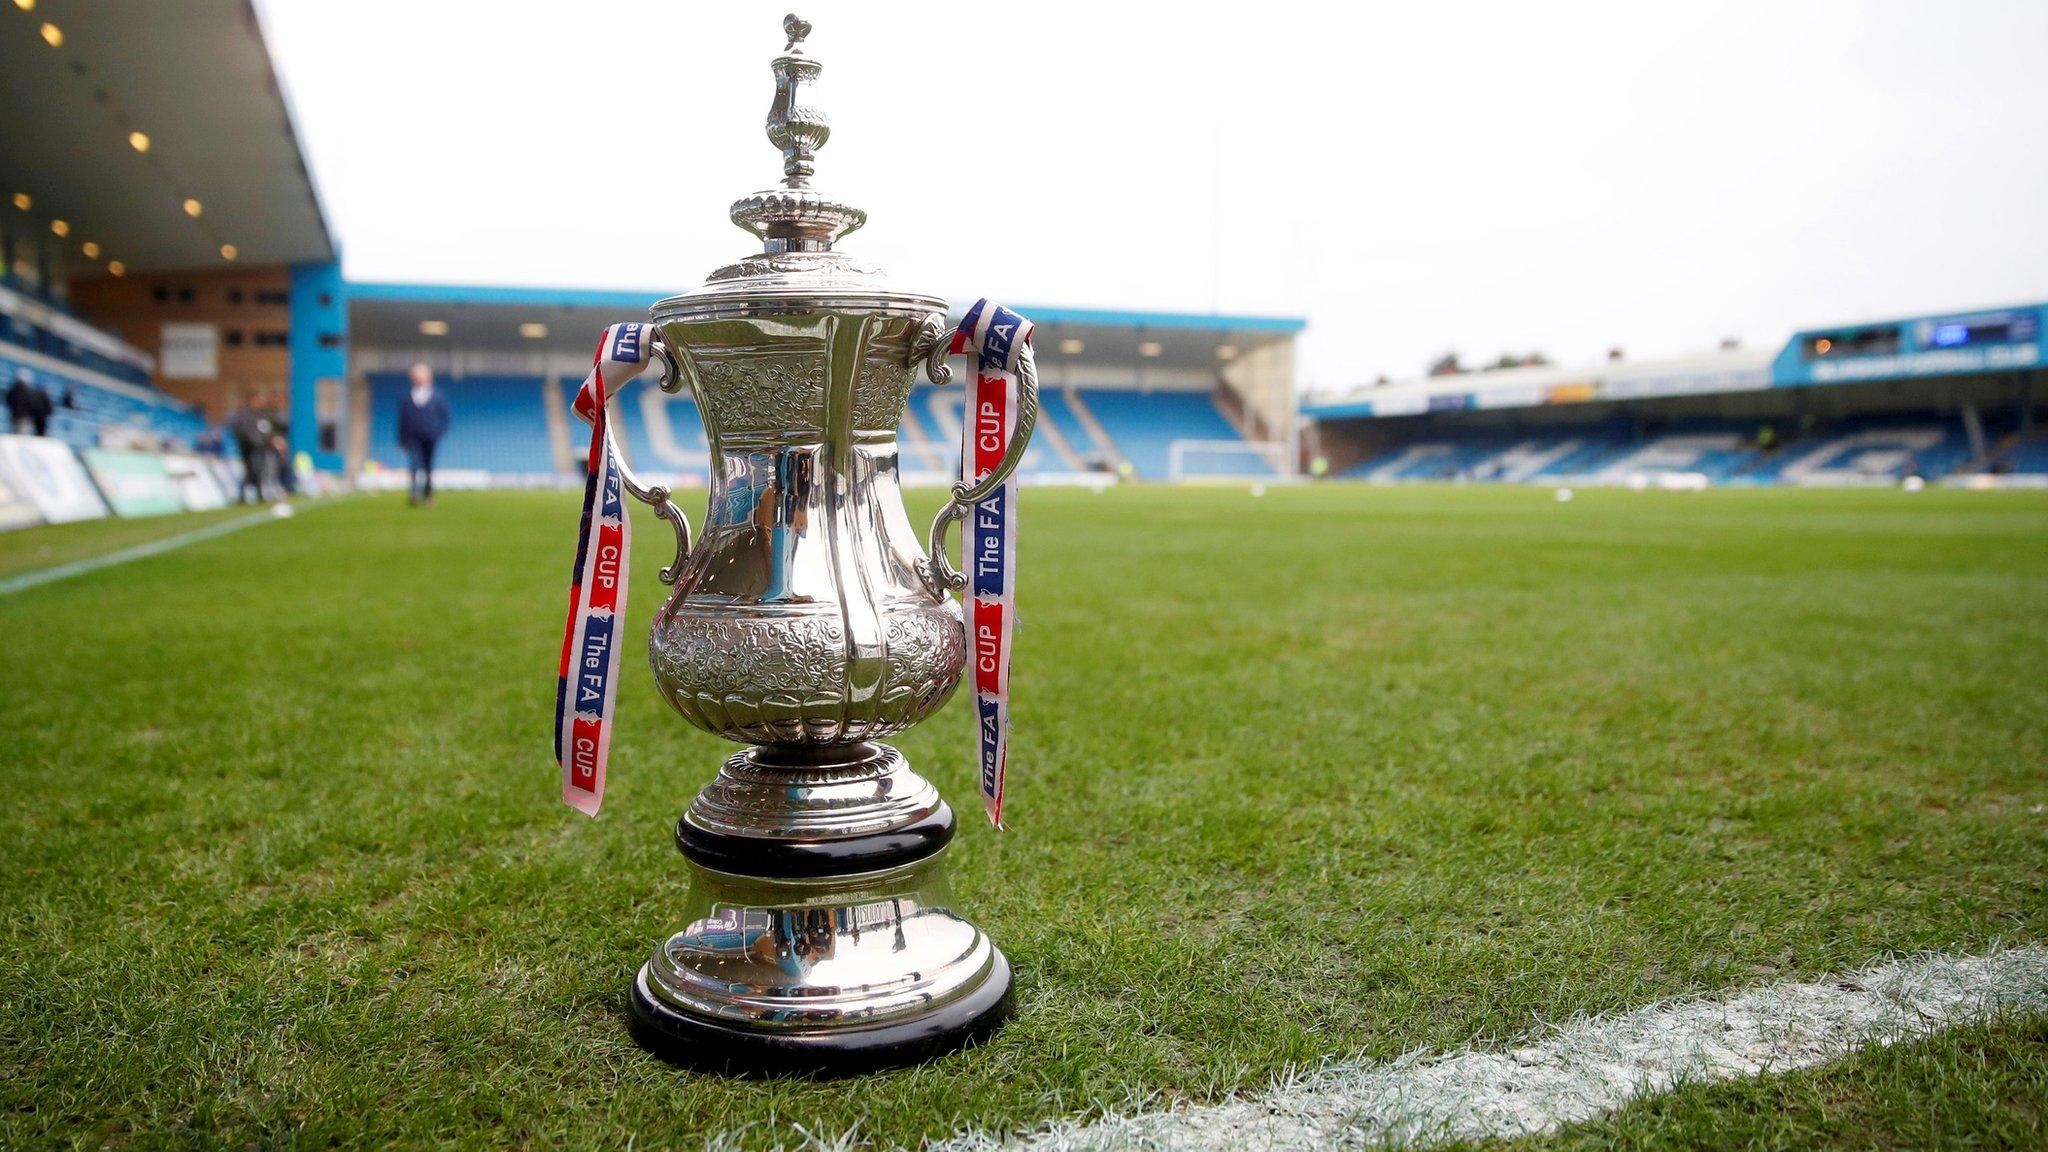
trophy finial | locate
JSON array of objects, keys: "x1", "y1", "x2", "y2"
[
  {"x1": 765, "y1": 14, "x2": 828, "y2": 189},
  {"x1": 729, "y1": 14, "x2": 866, "y2": 252}
]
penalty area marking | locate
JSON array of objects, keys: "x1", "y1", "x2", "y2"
[
  {"x1": 934, "y1": 944, "x2": 2048, "y2": 1152},
  {"x1": 0, "y1": 507, "x2": 292, "y2": 598}
]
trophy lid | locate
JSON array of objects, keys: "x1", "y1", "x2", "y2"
[{"x1": 652, "y1": 14, "x2": 943, "y2": 323}]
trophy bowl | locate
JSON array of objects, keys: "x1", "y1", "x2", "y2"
[{"x1": 647, "y1": 306, "x2": 969, "y2": 747}]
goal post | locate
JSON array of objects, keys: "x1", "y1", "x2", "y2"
[{"x1": 1167, "y1": 439, "x2": 1290, "y2": 483}]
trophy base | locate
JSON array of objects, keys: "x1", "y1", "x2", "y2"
[
  {"x1": 630, "y1": 951, "x2": 1012, "y2": 1076},
  {"x1": 632, "y1": 742, "x2": 1012, "y2": 1074}
]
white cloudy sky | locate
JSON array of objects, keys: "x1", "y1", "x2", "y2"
[{"x1": 255, "y1": 0, "x2": 2048, "y2": 390}]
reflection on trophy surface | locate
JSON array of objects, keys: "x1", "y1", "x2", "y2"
[{"x1": 608, "y1": 14, "x2": 1019, "y2": 1071}]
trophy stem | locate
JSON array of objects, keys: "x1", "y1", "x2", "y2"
[{"x1": 630, "y1": 742, "x2": 1013, "y2": 1074}]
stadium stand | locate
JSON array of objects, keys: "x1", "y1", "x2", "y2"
[
  {"x1": 1997, "y1": 431, "x2": 2048, "y2": 475},
  {"x1": 0, "y1": 282, "x2": 155, "y2": 387},
  {"x1": 341, "y1": 290, "x2": 1300, "y2": 486},
  {"x1": 1, "y1": 292, "x2": 210, "y2": 455},
  {"x1": 1340, "y1": 411, "x2": 2016, "y2": 486},
  {"x1": 0, "y1": 285, "x2": 236, "y2": 531},
  {"x1": 1347, "y1": 432, "x2": 1535, "y2": 482},
  {"x1": 1079, "y1": 389, "x2": 1274, "y2": 479},
  {"x1": 350, "y1": 368, "x2": 1273, "y2": 484},
  {"x1": 595, "y1": 383, "x2": 713, "y2": 478},
  {"x1": 904, "y1": 385, "x2": 1064, "y2": 477},
  {"x1": 1038, "y1": 388, "x2": 1112, "y2": 470},
  {"x1": 366, "y1": 373, "x2": 555, "y2": 474},
  {"x1": 1747, "y1": 413, "x2": 1976, "y2": 485},
  {"x1": 1309, "y1": 303, "x2": 2047, "y2": 488},
  {"x1": 367, "y1": 373, "x2": 725, "y2": 480}
]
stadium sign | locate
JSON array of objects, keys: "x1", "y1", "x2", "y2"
[
  {"x1": 0, "y1": 435, "x2": 110, "y2": 524},
  {"x1": 1475, "y1": 382, "x2": 1547, "y2": 410},
  {"x1": 1774, "y1": 304, "x2": 2048, "y2": 387},
  {"x1": 1600, "y1": 362, "x2": 1771, "y2": 401},
  {"x1": 0, "y1": 456, "x2": 40, "y2": 532},
  {"x1": 158, "y1": 322, "x2": 220, "y2": 380},
  {"x1": 80, "y1": 449, "x2": 184, "y2": 517},
  {"x1": 163, "y1": 454, "x2": 231, "y2": 511},
  {"x1": 1805, "y1": 342, "x2": 2038, "y2": 383}
]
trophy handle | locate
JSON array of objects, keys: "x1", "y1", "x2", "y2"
[
  {"x1": 918, "y1": 331, "x2": 1038, "y2": 597},
  {"x1": 603, "y1": 337, "x2": 694, "y2": 586}
]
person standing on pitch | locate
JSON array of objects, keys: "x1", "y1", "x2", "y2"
[
  {"x1": 227, "y1": 396, "x2": 274, "y2": 503},
  {"x1": 264, "y1": 391, "x2": 298, "y2": 498},
  {"x1": 397, "y1": 363, "x2": 451, "y2": 506}
]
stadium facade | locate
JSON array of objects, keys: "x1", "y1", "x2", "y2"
[
  {"x1": 0, "y1": 2, "x2": 1300, "y2": 512},
  {"x1": 3, "y1": 0, "x2": 2046, "y2": 532}
]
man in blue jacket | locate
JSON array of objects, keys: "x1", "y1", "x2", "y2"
[{"x1": 397, "y1": 363, "x2": 452, "y2": 506}]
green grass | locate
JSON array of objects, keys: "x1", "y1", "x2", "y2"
[
  {"x1": 0, "y1": 503, "x2": 258, "y2": 580},
  {"x1": 0, "y1": 485, "x2": 2043, "y2": 1150},
  {"x1": 1493, "y1": 1011, "x2": 2048, "y2": 1150}
]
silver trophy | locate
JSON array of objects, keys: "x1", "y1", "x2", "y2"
[{"x1": 603, "y1": 15, "x2": 1032, "y2": 1072}]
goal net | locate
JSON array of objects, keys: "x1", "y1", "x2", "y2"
[{"x1": 1167, "y1": 439, "x2": 1289, "y2": 483}]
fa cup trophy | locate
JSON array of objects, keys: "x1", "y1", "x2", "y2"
[{"x1": 553, "y1": 14, "x2": 1033, "y2": 1072}]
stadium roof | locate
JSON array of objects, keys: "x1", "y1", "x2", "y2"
[
  {"x1": 1305, "y1": 300, "x2": 2048, "y2": 421},
  {"x1": 0, "y1": 0, "x2": 332, "y2": 279},
  {"x1": 346, "y1": 281, "x2": 1303, "y2": 373},
  {"x1": 1302, "y1": 347, "x2": 1776, "y2": 421}
]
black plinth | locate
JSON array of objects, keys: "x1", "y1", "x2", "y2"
[
  {"x1": 673, "y1": 801, "x2": 956, "y2": 879},
  {"x1": 628, "y1": 952, "x2": 1014, "y2": 1077}
]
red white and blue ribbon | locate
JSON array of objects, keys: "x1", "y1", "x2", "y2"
[
  {"x1": 556, "y1": 322, "x2": 658, "y2": 816},
  {"x1": 952, "y1": 300, "x2": 1033, "y2": 828}
]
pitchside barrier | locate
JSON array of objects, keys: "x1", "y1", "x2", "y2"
[
  {"x1": 0, "y1": 459, "x2": 38, "y2": 531},
  {"x1": 899, "y1": 469, "x2": 1111, "y2": 489},
  {"x1": 1947, "y1": 472, "x2": 2048, "y2": 490},
  {"x1": 81, "y1": 449, "x2": 187, "y2": 518},
  {"x1": 351, "y1": 468, "x2": 1118, "y2": 493},
  {"x1": 164, "y1": 454, "x2": 229, "y2": 511},
  {"x1": 0, "y1": 434, "x2": 242, "y2": 532},
  {"x1": 0, "y1": 434, "x2": 110, "y2": 527},
  {"x1": 355, "y1": 468, "x2": 594, "y2": 493}
]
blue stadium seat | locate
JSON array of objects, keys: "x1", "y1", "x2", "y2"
[
  {"x1": 0, "y1": 344, "x2": 209, "y2": 453},
  {"x1": 1745, "y1": 413, "x2": 1971, "y2": 484},
  {"x1": 905, "y1": 385, "x2": 1059, "y2": 476},
  {"x1": 362, "y1": 375, "x2": 1271, "y2": 482},
  {"x1": 368, "y1": 374, "x2": 554, "y2": 473},
  {"x1": 1038, "y1": 389, "x2": 1110, "y2": 467},
  {"x1": 2001, "y1": 437, "x2": 2048, "y2": 474},
  {"x1": 1076, "y1": 389, "x2": 1269, "y2": 478},
  {"x1": 1340, "y1": 411, "x2": 1998, "y2": 487},
  {"x1": 0, "y1": 284, "x2": 154, "y2": 388}
]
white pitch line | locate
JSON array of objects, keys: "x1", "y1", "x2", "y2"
[
  {"x1": 0, "y1": 507, "x2": 287, "y2": 597},
  {"x1": 935, "y1": 944, "x2": 2048, "y2": 1152}
]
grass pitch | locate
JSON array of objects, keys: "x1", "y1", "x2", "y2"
[{"x1": 1, "y1": 484, "x2": 2043, "y2": 1150}]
